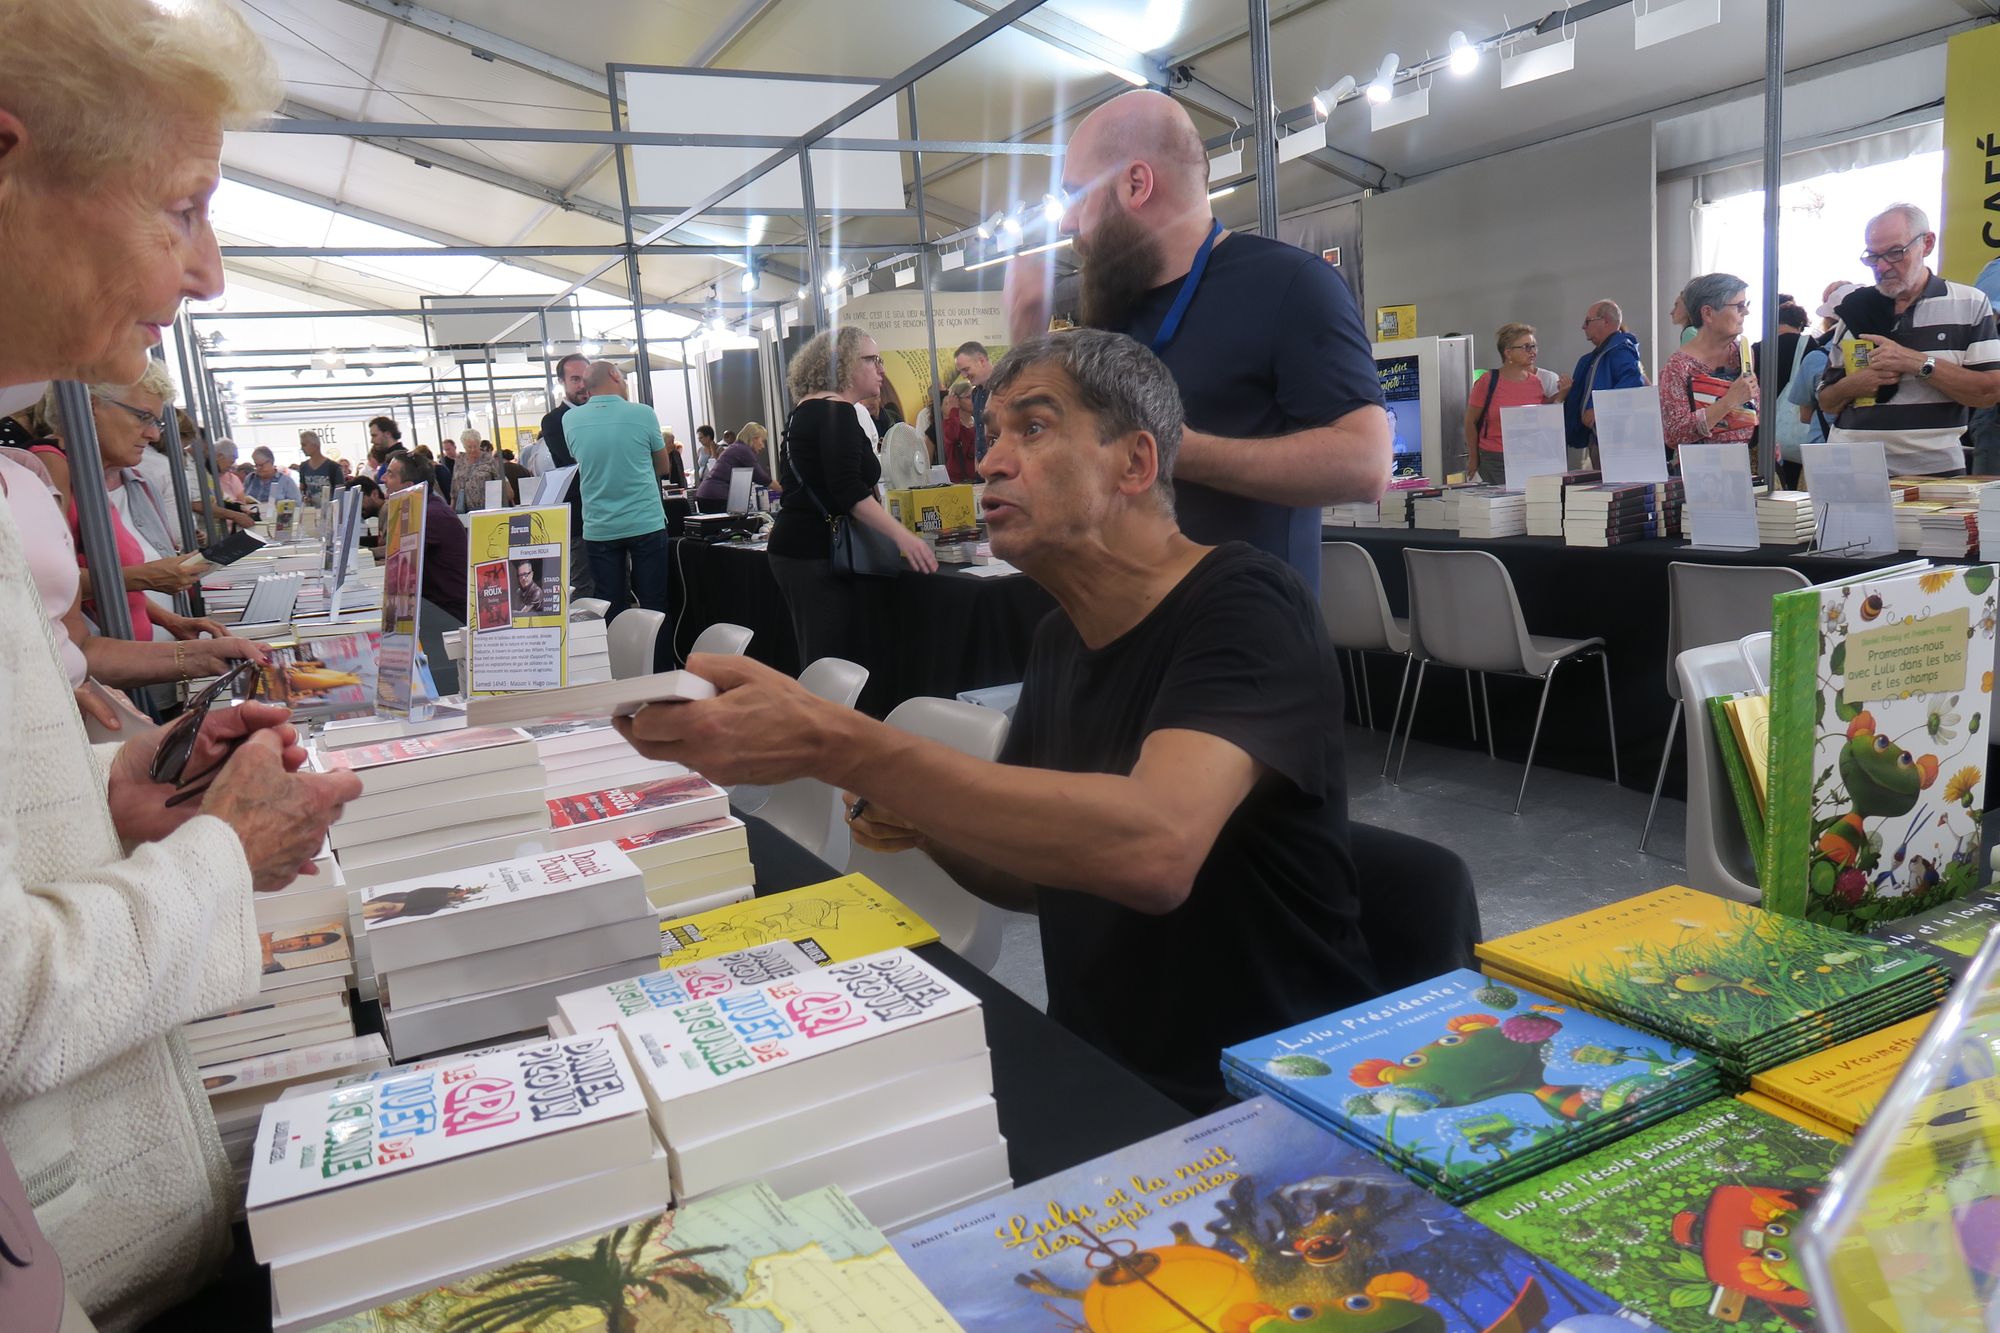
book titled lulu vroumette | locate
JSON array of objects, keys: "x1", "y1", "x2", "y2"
[
  {"x1": 657, "y1": 874, "x2": 939, "y2": 967},
  {"x1": 1763, "y1": 563, "x2": 1997, "y2": 928},
  {"x1": 892, "y1": 1096, "x2": 1629, "y2": 1332},
  {"x1": 1467, "y1": 1101, "x2": 1848, "y2": 1333},
  {"x1": 557, "y1": 939, "x2": 820, "y2": 1032}
]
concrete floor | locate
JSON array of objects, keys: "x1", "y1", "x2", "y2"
[{"x1": 986, "y1": 726, "x2": 1691, "y2": 1013}]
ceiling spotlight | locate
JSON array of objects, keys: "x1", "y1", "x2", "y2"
[
  {"x1": 1313, "y1": 75, "x2": 1356, "y2": 118},
  {"x1": 979, "y1": 211, "x2": 1003, "y2": 240},
  {"x1": 1448, "y1": 31, "x2": 1479, "y2": 76},
  {"x1": 822, "y1": 265, "x2": 844, "y2": 292},
  {"x1": 796, "y1": 286, "x2": 809, "y2": 299},
  {"x1": 579, "y1": 340, "x2": 601, "y2": 357},
  {"x1": 1041, "y1": 193, "x2": 1065, "y2": 224},
  {"x1": 542, "y1": 341, "x2": 554, "y2": 354},
  {"x1": 998, "y1": 214, "x2": 1023, "y2": 247},
  {"x1": 739, "y1": 267, "x2": 759, "y2": 294},
  {"x1": 1367, "y1": 54, "x2": 1399, "y2": 104}
]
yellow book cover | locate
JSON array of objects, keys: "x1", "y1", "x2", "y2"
[
  {"x1": 1734, "y1": 1089, "x2": 1849, "y2": 1142},
  {"x1": 658, "y1": 874, "x2": 939, "y2": 968},
  {"x1": 1724, "y1": 693, "x2": 1772, "y2": 815},
  {"x1": 1842, "y1": 337, "x2": 1878, "y2": 408},
  {"x1": 1748, "y1": 1011, "x2": 1933, "y2": 1134}
]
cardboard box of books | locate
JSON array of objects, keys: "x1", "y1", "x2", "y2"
[{"x1": 885, "y1": 483, "x2": 976, "y2": 536}]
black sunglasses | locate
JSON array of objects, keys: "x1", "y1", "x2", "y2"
[{"x1": 150, "y1": 658, "x2": 264, "y2": 807}]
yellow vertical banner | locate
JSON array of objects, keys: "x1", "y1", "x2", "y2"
[
  {"x1": 1941, "y1": 23, "x2": 2000, "y2": 284},
  {"x1": 464, "y1": 506, "x2": 570, "y2": 694}
]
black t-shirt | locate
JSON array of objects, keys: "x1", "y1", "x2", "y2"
[
  {"x1": 1093, "y1": 233, "x2": 1384, "y2": 595},
  {"x1": 1002, "y1": 542, "x2": 1375, "y2": 1110},
  {"x1": 539, "y1": 401, "x2": 587, "y2": 537},
  {"x1": 296, "y1": 456, "x2": 343, "y2": 490},
  {"x1": 769, "y1": 399, "x2": 881, "y2": 560}
]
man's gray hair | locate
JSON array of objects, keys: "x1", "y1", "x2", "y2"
[
  {"x1": 251, "y1": 445, "x2": 273, "y2": 464},
  {"x1": 1591, "y1": 299, "x2": 1623, "y2": 326},
  {"x1": 1680, "y1": 272, "x2": 1747, "y2": 331},
  {"x1": 986, "y1": 329, "x2": 1184, "y2": 510},
  {"x1": 1870, "y1": 203, "x2": 1931, "y2": 240}
]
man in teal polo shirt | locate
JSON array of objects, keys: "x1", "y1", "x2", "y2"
[{"x1": 563, "y1": 360, "x2": 673, "y2": 623}]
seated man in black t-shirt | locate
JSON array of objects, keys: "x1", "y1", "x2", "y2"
[{"x1": 617, "y1": 329, "x2": 1377, "y2": 1111}]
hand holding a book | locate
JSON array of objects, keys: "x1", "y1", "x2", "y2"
[
  {"x1": 129, "y1": 555, "x2": 204, "y2": 594},
  {"x1": 1856, "y1": 333, "x2": 1923, "y2": 378},
  {"x1": 617, "y1": 653, "x2": 837, "y2": 787}
]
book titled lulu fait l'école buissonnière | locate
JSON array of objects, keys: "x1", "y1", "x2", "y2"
[
  {"x1": 1220, "y1": 968, "x2": 1719, "y2": 1203},
  {"x1": 893, "y1": 1095, "x2": 1630, "y2": 1333},
  {"x1": 1763, "y1": 562, "x2": 1997, "y2": 928},
  {"x1": 556, "y1": 939, "x2": 820, "y2": 1033},
  {"x1": 1466, "y1": 1100, "x2": 1849, "y2": 1333}
]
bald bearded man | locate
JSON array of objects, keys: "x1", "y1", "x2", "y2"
[{"x1": 1007, "y1": 91, "x2": 1389, "y2": 593}]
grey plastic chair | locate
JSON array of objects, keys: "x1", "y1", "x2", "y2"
[
  {"x1": 1395, "y1": 548, "x2": 1618, "y2": 813},
  {"x1": 1319, "y1": 542, "x2": 1410, "y2": 732},
  {"x1": 758, "y1": 658, "x2": 870, "y2": 868},
  {"x1": 689, "y1": 620, "x2": 754, "y2": 658},
  {"x1": 1676, "y1": 638, "x2": 1770, "y2": 903},
  {"x1": 1639, "y1": 562, "x2": 1810, "y2": 853},
  {"x1": 607, "y1": 608, "x2": 666, "y2": 680}
]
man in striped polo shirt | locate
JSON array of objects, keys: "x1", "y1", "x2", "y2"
[{"x1": 1817, "y1": 203, "x2": 2000, "y2": 477}]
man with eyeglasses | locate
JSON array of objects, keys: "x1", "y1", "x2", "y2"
[
  {"x1": 1816, "y1": 203, "x2": 2000, "y2": 477},
  {"x1": 1005, "y1": 91, "x2": 1388, "y2": 596},
  {"x1": 1562, "y1": 299, "x2": 1646, "y2": 466}
]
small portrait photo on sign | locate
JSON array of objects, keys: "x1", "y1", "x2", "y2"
[
  {"x1": 474, "y1": 559, "x2": 513, "y2": 631},
  {"x1": 510, "y1": 556, "x2": 555, "y2": 615}
]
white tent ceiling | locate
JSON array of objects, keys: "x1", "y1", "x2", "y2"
[{"x1": 210, "y1": 0, "x2": 1990, "y2": 412}]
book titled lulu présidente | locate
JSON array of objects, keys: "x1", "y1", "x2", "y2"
[
  {"x1": 1475, "y1": 886, "x2": 1949, "y2": 1079},
  {"x1": 1221, "y1": 968, "x2": 1720, "y2": 1204}
]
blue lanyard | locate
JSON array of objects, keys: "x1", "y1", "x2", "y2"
[{"x1": 1149, "y1": 219, "x2": 1222, "y2": 356}]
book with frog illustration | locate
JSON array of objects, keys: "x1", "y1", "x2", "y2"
[
  {"x1": 1467, "y1": 1101, "x2": 1847, "y2": 1333},
  {"x1": 1763, "y1": 563, "x2": 1996, "y2": 929}
]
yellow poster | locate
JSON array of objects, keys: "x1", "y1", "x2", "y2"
[
  {"x1": 840, "y1": 290, "x2": 1008, "y2": 426},
  {"x1": 1941, "y1": 23, "x2": 2000, "y2": 284},
  {"x1": 1376, "y1": 303, "x2": 1417, "y2": 339},
  {"x1": 464, "y1": 505, "x2": 570, "y2": 694}
]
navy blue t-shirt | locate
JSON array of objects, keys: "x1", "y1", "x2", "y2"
[{"x1": 1096, "y1": 232, "x2": 1384, "y2": 593}]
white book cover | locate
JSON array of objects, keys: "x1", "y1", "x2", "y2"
[
  {"x1": 336, "y1": 764, "x2": 550, "y2": 827},
  {"x1": 200, "y1": 1034, "x2": 389, "y2": 1102},
  {"x1": 463, "y1": 669, "x2": 715, "y2": 728},
  {"x1": 246, "y1": 1033, "x2": 647, "y2": 1214},
  {"x1": 615, "y1": 814, "x2": 747, "y2": 865},
  {"x1": 361, "y1": 842, "x2": 647, "y2": 974},
  {"x1": 558, "y1": 940, "x2": 819, "y2": 1032},
  {"x1": 192, "y1": 1019, "x2": 357, "y2": 1066},
  {"x1": 380, "y1": 914, "x2": 659, "y2": 1011},
  {"x1": 329, "y1": 785, "x2": 548, "y2": 854},
  {"x1": 315, "y1": 727, "x2": 535, "y2": 794},
  {"x1": 381, "y1": 956, "x2": 658, "y2": 1062},
  {"x1": 617, "y1": 949, "x2": 980, "y2": 1109}
]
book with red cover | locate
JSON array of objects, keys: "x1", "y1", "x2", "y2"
[{"x1": 545, "y1": 774, "x2": 729, "y2": 848}]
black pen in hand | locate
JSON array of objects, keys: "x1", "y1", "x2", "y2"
[{"x1": 845, "y1": 797, "x2": 869, "y2": 823}]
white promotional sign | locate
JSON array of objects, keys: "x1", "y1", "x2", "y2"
[
  {"x1": 1803, "y1": 439, "x2": 1897, "y2": 557},
  {"x1": 1680, "y1": 443, "x2": 1758, "y2": 550},
  {"x1": 1592, "y1": 387, "x2": 1671, "y2": 484},
  {"x1": 1497, "y1": 403, "x2": 1568, "y2": 483}
]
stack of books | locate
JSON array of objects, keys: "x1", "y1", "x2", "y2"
[
  {"x1": 1866, "y1": 887, "x2": 2000, "y2": 978},
  {"x1": 1756, "y1": 490, "x2": 1816, "y2": 545},
  {"x1": 1524, "y1": 469, "x2": 1597, "y2": 537},
  {"x1": 1919, "y1": 504, "x2": 1979, "y2": 558},
  {"x1": 656, "y1": 873, "x2": 940, "y2": 967},
  {"x1": 251, "y1": 844, "x2": 348, "y2": 935},
  {"x1": 1652, "y1": 476, "x2": 1686, "y2": 537},
  {"x1": 1221, "y1": 968, "x2": 1721, "y2": 1204},
  {"x1": 1980, "y1": 486, "x2": 2000, "y2": 561},
  {"x1": 1475, "y1": 886, "x2": 1951, "y2": 1080},
  {"x1": 895, "y1": 1096, "x2": 1628, "y2": 1332},
  {"x1": 1739, "y1": 1011, "x2": 1931, "y2": 1141},
  {"x1": 523, "y1": 717, "x2": 684, "y2": 800},
  {"x1": 317, "y1": 700, "x2": 466, "y2": 750},
  {"x1": 551, "y1": 940, "x2": 819, "y2": 1035},
  {"x1": 1380, "y1": 484, "x2": 1438, "y2": 529},
  {"x1": 1410, "y1": 489, "x2": 1453, "y2": 530},
  {"x1": 1897, "y1": 475, "x2": 2000, "y2": 506},
  {"x1": 1321, "y1": 499, "x2": 1379, "y2": 526},
  {"x1": 1466, "y1": 1100, "x2": 1848, "y2": 1331},
  {"x1": 1894, "y1": 498, "x2": 1950, "y2": 549},
  {"x1": 567, "y1": 612, "x2": 610, "y2": 683},
  {"x1": 362, "y1": 843, "x2": 661, "y2": 1060},
  {"x1": 325, "y1": 730, "x2": 552, "y2": 876},
  {"x1": 246, "y1": 1035, "x2": 666, "y2": 1331},
  {"x1": 616, "y1": 815, "x2": 756, "y2": 917},
  {"x1": 617, "y1": 948, "x2": 1006, "y2": 1227},
  {"x1": 544, "y1": 773, "x2": 731, "y2": 855},
  {"x1": 201, "y1": 1034, "x2": 389, "y2": 1204},
  {"x1": 186, "y1": 919, "x2": 357, "y2": 1070},
  {"x1": 1563, "y1": 482, "x2": 1657, "y2": 546},
  {"x1": 1455, "y1": 489, "x2": 1527, "y2": 538},
  {"x1": 312, "y1": 1182, "x2": 958, "y2": 1332}
]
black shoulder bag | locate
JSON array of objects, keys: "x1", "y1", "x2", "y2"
[{"x1": 781, "y1": 404, "x2": 905, "y2": 579}]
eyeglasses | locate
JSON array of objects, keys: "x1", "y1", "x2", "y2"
[
  {"x1": 1860, "y1": 236, "x2": 1929, "y2": 268},
  {"x1": 1508, "y1": 342, "x2": 1538, "y2": 353},
  {"x1": 149, "y1": 658, "x2": 264, "y2": 807},
  {"x1": 1721, "y1": 300, "x2": 1751, "y2": 314},
  {"x1": 103, "y1": 398, "x2": 166, "y2": 432},
  {"x1": 859, "y1": 354, "x2": 885, "y2": 367}
]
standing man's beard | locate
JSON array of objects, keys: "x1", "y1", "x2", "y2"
[{"x1": 1078, "y1": 207, "x2": 1167, "y2": 330}]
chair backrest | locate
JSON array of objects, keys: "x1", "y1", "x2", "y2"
[
  {"x1": 607, "y1": 608, "x2": 666, "y2": 680},
  {"x1": 690, "y1": 621, "x2": 754, "y2": 657},
  {"x1": 1664, "y1": 562, "x2": 1809, "y2": 700},
  {"x1": 1402, "y1": 548, "x2": 1538, "y2": 673},
  {"x1": 798, "y1": 656, "x2": 869, "y2": 709},
  {"x1": 1349, "y1": 822, "x2": 1479, "y2": 988},
  {"x1": 569, "y1": 596, "x2": 611, "y2": 620},
  {"x1": 1319, "y1": 542, "x2": 1408, "y2": 653},
  {"x1": 1676, "y1": 640, "x2": 1767, "y2": 903},
  {"x1": 847, "y1": 696, "x2": 1014, "y2": 971}
]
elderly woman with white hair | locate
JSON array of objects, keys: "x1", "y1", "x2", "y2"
[{"x1": 0, "y1": 1, "x2": 362, "y2": 1326}]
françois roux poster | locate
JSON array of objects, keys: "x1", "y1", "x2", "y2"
[{"x1": 465, "y1": 506, "x2": 569, "y2": 694}]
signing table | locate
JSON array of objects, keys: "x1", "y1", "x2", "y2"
[{"x1": 142, "y1": 813, "x2": 1187, "y2": 1332}]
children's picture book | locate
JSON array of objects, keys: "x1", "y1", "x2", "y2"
[
  {"x1": 1748, "y1": 1012, "x2": 1933, "y2": 1138},
  {"x1": 1468, "y1": 1101, "x2": 1848, "y2": 1333},
  {"x1": 1764, "y1": 563, "x2": 1997, "y2": 928},
  {"x1": 894, "y1": 1096, "x2": 1627, "y2": 1333},
  {"x1": 657, "y1": 875, "x2": 939, "y2": 968},
  {"x1": 1864, "y1": 887, "x2": 2000, "y2": 977}
]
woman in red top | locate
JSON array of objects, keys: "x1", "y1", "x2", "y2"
[
  {"x1": 940, "y1": 379, "x2": 978, "y2": 483},
  {"x1": 1463, "y1": 322, "x2": 1568, "y2": 484},
  {"x1": 1660, "y1": 272, "x2": 1760, "y2": 453}
]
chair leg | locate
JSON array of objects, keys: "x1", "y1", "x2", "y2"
[
  {"x1": 1640, "y1": 699, "x2": 1682, "y2": 853},
  {"x1": 1395, "y1": 660, "x2": 1429, "y2": 784},
  {"x1": 1599, "y1": 650, "x2": 1621, "y2": 786},
  {"x1": 1464, "y1": 671, "x2": 1479, "y2": 741},
  {"x1": 1515, "y1": 659, "x2": 1561, "y2": 815},
  {"x1": 1359, "y1": 653, "x2": 1375, "y2": 731},
  {"x1": 1383, "y1": 655, "x2": 1413, "y2": 778},
  {"x1": 1480, "y1": 673, "x2": 1495, "y2": 760}
]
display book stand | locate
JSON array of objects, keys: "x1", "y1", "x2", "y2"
[{"x1": 1800, "y1": 918, "x2": 2000, "y2": 1330}]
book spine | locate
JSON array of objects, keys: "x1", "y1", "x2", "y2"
[
  {"x1": 1761, "y1": 587, "x2": 1824, "y2": 919},
  {"x1": 1708, "y1": 696, "x2": 1767, "y2": 885}
]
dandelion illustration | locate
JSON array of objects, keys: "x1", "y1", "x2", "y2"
[
  {"x1": 1920, "y1": 571, "x2": 1956, "y2": 594},
  {"x1": 1946, "y1": 766, "x2": 1982, "y2": 807},
  {"x1": 1265, "y1": 1054, "x2": 1332, "y2": 1080}
]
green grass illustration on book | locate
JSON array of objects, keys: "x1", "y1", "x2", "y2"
[{"x1": 1581, "y1": 923, "x2": 1883, "y2": 1040}]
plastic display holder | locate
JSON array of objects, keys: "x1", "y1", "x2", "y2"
[{"x1": 1800, "y1": 926, "x2": 2000, "y2": 1331}]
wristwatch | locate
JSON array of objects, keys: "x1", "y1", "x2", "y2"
[{"x1": 1920, "y1": 355, "x2": 1937, "y2": 379}]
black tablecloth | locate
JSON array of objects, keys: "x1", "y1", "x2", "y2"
[
  {"x1": 144, "y1": 814, "x2": 1184, "y2": 1331},
  {"x1": 1326, "y1": 528, "x2": 1929, "y2": 800},
  {"x1": 667, "y1": 539, "x2": 1056, "y2": 716}
]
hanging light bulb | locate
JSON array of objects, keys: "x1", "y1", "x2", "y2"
[
  {"x1": 1312, "y1": 75, "x2": 1356, "y2": 119},
  {"x1": 1367, "y1": 53, "x2": 1399, "y2": 104},
  {"x1": 578, "y1": 340, "x2": 601, "y2": 357},
  {"x1": 739, "y1": 267, "x2": 759, "y2": 294},
  {"x1": 1447, "y1": 31, "x2": 1479, "y2": 76},
  {"x1": 997, "y1": 213, "x2": 1023, "y2": 249},
  {"x1": 822, "y1": 265, "x2": 844, "y2": 292}
]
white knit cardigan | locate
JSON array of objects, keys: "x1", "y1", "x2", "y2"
[{"x1": 0, "y1": 487, "x2": 261, "y2": 1330}]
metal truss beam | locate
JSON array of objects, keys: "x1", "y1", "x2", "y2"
[{"x1": 328, "y1": 0, "x2": 606, "y2": 99}]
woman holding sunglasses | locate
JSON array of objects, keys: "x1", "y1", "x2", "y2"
[{"x1": 0, "y1": 3, "x2": 363, "y2": 1326}]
